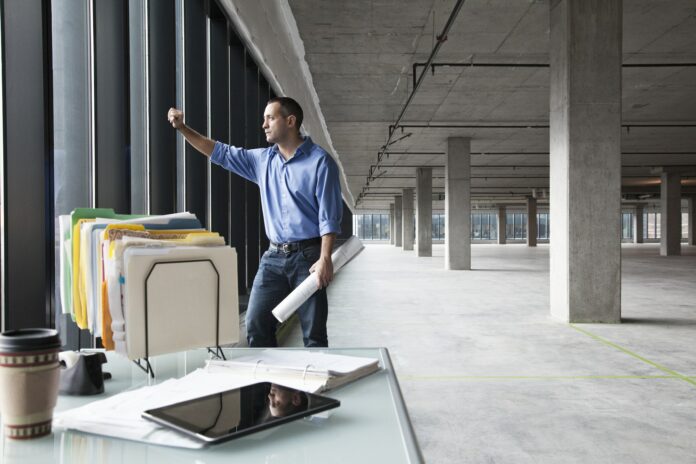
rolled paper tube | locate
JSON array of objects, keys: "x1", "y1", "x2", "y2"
[{"x1": 272, "y1": 236, "x2": 364, "y2": 323}]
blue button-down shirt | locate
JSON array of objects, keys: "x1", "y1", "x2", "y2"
[{"x1": 210, "y1": 136, "x2": 342, "y2": 244}]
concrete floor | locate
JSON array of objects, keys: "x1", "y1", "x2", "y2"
[{"x1": 285, "y1": 242, "x2": 696, "y2": 464}]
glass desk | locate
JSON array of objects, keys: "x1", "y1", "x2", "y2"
[{"x1": 1, "y1": 347, "x2": 423, "y2": 464}]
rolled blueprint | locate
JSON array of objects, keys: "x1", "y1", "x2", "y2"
[{"x1": 272, "y1": 236, "x2": 364, "y2": 322}]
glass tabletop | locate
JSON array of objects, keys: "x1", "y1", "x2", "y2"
[{"x1": 1, "y1": 347, "x2": 423, "y2": 464}]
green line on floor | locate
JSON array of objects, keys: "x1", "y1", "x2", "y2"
[
  {"x1": 399, "y1": 375, "x2": 675, "y2": 382},
  {"x1": 569, "y1": 324, "x2": 696, "y2": 388}
]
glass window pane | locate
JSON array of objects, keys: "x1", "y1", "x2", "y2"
[
  {"x1": 490, "y1": 213, "x2": 497, "y2": 240},
  {"x1": 472, "y1": 213, "x2": 480, "y2": 239},
  {"x1": 522, "y1": 213, "x2": 528, "y2": 239}
]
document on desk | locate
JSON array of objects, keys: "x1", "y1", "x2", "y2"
[{"x1": 54, "y1": 368, "x2": 259, "y2": 449}]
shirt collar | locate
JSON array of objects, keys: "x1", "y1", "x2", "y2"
[{"x1": 271, "y1": 136, "x2": 313, "y2": 162}]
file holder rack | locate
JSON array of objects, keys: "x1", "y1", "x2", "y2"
[{"x1": 133, "y1": 259, "x2": 227, "y2": 378}]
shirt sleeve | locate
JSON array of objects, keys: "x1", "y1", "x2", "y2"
[
  {"x1": 315, "y1": 155, "x2": 343, "y2": 236},
  {"x1": 210, "y1": 141, "x2": 259, "y2": 183}
]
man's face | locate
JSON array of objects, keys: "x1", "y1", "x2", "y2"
[
  {"x1": 268, "y1": 384, "x2": 301, "y2": 417},
  {"x1": 262, "y1": 102, "x2": 294, "y2": 144}
]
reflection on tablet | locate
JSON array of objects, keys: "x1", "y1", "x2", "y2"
[
  {"x1": 268, "y1": 383, "x2": 308, "y2": 418},
  {"x1": 142, "y1": 382, "x2": 340, "y2": 444}
]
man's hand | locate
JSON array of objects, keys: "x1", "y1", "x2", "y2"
[
  {"x1": 167, "y1": 108, "x2": 184, "y2": 130},
  {"x1": 310, "y1": 255, "x2": 334, "y2": 289}
]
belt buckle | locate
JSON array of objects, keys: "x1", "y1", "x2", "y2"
[{"x1": 282, "y1": 243, "x2": 291, "y2": 253}]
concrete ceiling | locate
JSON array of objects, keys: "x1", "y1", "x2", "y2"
[{"x1": 287, "y1": 0, "x2": 696, "y2": 211}]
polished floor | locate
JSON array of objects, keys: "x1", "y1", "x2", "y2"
[{"x1": 286, "y1": 242, "x2": 696, "y2": 464}]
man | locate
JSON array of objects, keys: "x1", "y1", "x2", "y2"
[
  {"x1": 167, "y1": 97, "x2": 342, "y2": 347},
  {"x1": 267, "y1": 383, "x2": 308, "y2": 418}
]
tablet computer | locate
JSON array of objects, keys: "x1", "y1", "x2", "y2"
[{"x1": 142, "y1": 382, "x2": 340, "y2": 444}]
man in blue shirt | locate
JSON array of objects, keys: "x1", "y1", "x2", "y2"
[{"x1": 167, "y1": 97, "x2": 342, "y2": 347}]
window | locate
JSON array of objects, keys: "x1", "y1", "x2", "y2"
[
  {"x1": 537, "y1": 213, "x2": 549, "y2": 240},
  {"x1": 353, "y1": 214, "x2": 390, "y2": 240},
  {"x1": 472, "y1": 213, "x2": 481, "y2": 239},
  {"x1": 621, "y1": 212, "x2": 633, "y2": 239},
  {"x1": 644, "y1": 212, "x2": 661, "y2": 239},
  {"x1": 432, "y1": 214, "x2": 445, "y2": 240},
  {"x1": 471, "y1": 212, "x2": 498, "y2": 240},
  {"x1": 507, "y1": 213, "x2": 527, "y2": 239}
]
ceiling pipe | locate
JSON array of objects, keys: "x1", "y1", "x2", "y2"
[
  {"x1": 358, "y1": 0, "x2": 466, "y2": 206},
  {"x1": 367, "y1": 163, "x2": 696, "y2": 171},
  {"x1": 413, "y1": 61, "x2": 696, "y2": 88},
  {"x1": 384, "y1": 151, "x2": 696, "y2": 156},
  {"x1": 389, "y1": 123, "x2": 696, "y2": 131}
]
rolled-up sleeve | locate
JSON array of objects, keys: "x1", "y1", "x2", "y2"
[
  {"x1": 210, "y1": 141, "x2": 258, "y2": 183},
  {"x1": 315, "y1": 155, "x2": 343, "y2": 236}
]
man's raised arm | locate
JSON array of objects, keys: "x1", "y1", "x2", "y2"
[{"x1": 167, "y1": 107, "x2": 215, "y2": 157}]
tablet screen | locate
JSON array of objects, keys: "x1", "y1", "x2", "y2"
[{"x1": 142, "y1": 382, "x2": 340, "y2": 443}]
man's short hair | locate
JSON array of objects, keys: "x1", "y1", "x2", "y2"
[{"x1": 267, "y1": 96, "x2": 303, "y2": 132}]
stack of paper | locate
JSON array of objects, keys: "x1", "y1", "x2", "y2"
[{"x1": 59, "y1": 209, "x2": 239, "y2": 360}]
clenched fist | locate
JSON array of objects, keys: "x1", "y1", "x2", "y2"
[{"x1": 167, "y1": 108, "x2": 184, "y2": 129}]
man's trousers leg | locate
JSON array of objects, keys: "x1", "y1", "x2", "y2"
[
  {"x1": 245, "y1": 251, "x2": 291, "y2": 347},
  {"x1": 292, "y1": 245, "x2": 329, "y2": 347}
]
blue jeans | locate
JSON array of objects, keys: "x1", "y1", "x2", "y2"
[{"x1": 245, "y1": 243, "x2": 328, "y2": 347}]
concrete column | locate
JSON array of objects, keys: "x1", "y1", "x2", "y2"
[
  {"x1": 389, "y1": 203, "x2": 395, "y2": 245},
  {"x1": 394, "y1": 196, "x2": 403, "y2": 247},
  {"x1": 445, "y1": 137, "x2": 471, "y2": 270},
  {"x1": 660, "y1": 172, "x2": 681, "y2": 256},
  {"x1": 497, "y1": 206, "x2": 507, "y2": 245},
  {"x1": 402, "y1": 188, "x2": 415, "y2": 251},
  {"x1": 526, "y1": 197, "x2": 538, "y2": 247},
  {"x1": 549, "y1": 0, "x2": 622, "y2": 323},
  {"x1": 416, "y1": 167, "x2": 433, "y2": 257},
  {"x1": 633, "y1": 205, "x2": 644, "y2": 244},
  {"x1": 688, "y1": 197, "x2": 695, "y2": 246}
]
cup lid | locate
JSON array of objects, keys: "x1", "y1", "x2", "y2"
[{"x1": 0, "y1": 328, "x2": 62, "y2": 352}]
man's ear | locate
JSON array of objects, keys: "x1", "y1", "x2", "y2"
[{"x1": 287, "y1": 114, "x2": 297, "y2": 130}]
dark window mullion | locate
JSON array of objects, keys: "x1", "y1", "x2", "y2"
[
  {"x1": 182, "y1": 0, "x2": 207, "y2": 223},
  {"x1": 208, "y1": 1, "x2": 229, "y2": 243},
  {"x1": 2, "y1": 0, "x2": 54, "y2": 329}
]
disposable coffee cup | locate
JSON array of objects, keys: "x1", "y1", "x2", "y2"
[{"x1": 0, "y1": 328, "x2": 62, "y2": 439}]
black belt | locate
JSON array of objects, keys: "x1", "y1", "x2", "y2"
[{"x1": 269, "y1": 237, "x2": 321, "y2": 254}]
